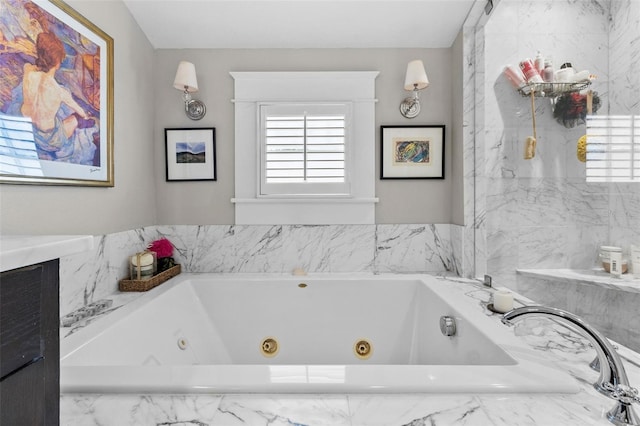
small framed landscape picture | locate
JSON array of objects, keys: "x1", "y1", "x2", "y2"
[
  {"x1": 380, "y1": 125, "x2": 445, "y2": 179},
  {"x1": 165, "y1": 128, "x2": 216, "y2": 181}
]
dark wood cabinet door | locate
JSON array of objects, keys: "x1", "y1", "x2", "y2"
[
  {"x1": 0, "y1": 358, "x2": 46, "y2": 425},
  {"x1": 0, "y1": 260, "x2": 60, "y2": 426}
]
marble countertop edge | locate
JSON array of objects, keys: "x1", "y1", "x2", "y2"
[{"x1": 0, "y1": 234, "x2": 94, "y2": 272}]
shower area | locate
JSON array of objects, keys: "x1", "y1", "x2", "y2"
[{"x1": 468, "y1": 0, "x2": 640, "y2": 350}]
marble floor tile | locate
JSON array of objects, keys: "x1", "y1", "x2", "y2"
[
  {"x1": 211, "y1": 395, "x2": 351, "y2": 426},
  {"x1": 476, "y1": 394, "x2": 611, "y2": 426},
  {"x1": 347, "y1": 394, "x2": 492, "y2": 426},
  {"x1": 60, "y1": 394, "x2": 223, "y2": 426}
]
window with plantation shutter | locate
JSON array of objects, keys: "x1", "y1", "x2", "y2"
[
  {"x1": 260, "y1": 103, "x2": 350, "y2": 196},
  {"x1": 586, "y1": 115, "x2": 639, "y2": 182},
  {"x1": 231, "y1": 71, "x2": 379, "y2": 225}
]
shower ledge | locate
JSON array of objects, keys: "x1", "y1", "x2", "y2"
[{"x1": 517, "y1": 268, "x2": 640, "y2": 294}]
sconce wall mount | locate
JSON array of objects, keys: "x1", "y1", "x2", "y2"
[
  {"x1": 184, "y1": 94, "x2": 206, "y2": 121},
  {"x1": 173, "y1": 61, "x2": 206, "y2": 120},
  {"x1": 400, "y1": 60, "x2": 430, "y2": 119}
]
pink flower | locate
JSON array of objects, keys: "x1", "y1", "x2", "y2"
[{"x1": 148, "y1": 238, "x2": 174, "y2": 258}]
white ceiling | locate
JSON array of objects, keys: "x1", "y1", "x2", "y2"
[{"x1": 122, "y1": 0, "x2": 477, "y2": 49}]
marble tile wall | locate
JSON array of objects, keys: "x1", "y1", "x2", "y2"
[
  {"x1": 475, "y1": 0, "x2": 640, "y2": 287},
  {"x1": 60, "y1": 224, "x2": 460, "y2": 317},
  {"x1": 517, "y1": 269, "x2": 640, "y2": 352},
  {"x1": 609, "y1": 0, "x2": 640, "y2": 114}
]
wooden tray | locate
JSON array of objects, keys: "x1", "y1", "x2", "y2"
[{"x1": 118, "y1": 264, "x2": 181, "y2": 292}]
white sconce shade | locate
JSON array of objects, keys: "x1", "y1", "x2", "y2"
[
  {"x1": 173, "y1": 61, "x2": 199, "y2": 93},
  {"x1": 400, "y1": 59, "x2": 430, "y2": 118},
  {"x1": 404, "y1": 60, "x2": 430, "y2": 91},
  {"x1": 173, "y1": 60, "x2": 206, "y2": 120}
]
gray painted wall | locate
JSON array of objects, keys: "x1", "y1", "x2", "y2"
[
  {"x1": 0, "y1": 1, "x2": 466, "y2": 235},
  {"x1": 153, "y1": 48, "x2": 458, "y2": 225}
]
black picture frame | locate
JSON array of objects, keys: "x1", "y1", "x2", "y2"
[
  {"x1": 380, "y1": 125, "x2": 445, "y2": 179},
  {"x1": 165, "y1": 127, "x2": 216, "y2": 181}
]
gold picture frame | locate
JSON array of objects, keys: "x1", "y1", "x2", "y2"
[{"x1": 0, "y1": 0, "x2": 114, "y2": 186}]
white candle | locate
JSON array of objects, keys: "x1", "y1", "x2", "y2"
[{"x1": 493, "y1": 290, "x2": 514, "y2": 313}]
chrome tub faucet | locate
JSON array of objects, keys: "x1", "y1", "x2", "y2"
[{"x1": 502, "y1": 306, "x2": 640, "y2": 426}]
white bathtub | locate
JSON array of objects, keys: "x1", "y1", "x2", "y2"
[{"x1": 60, "y1": 273, "x2": 579, "y2": 394}]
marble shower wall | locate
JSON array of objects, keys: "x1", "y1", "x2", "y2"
[
  {"x1": 607, "y1": 0, "x2": 640, "y2": 254},
  {"x1": 610, "y1": 0, "x2": 640, "y2": 114},
  {"x1": 477, "y1": 0, "x2": 640, "y2": 287},
  {"x1": 60, "y1": 224, "x2": 460, "y2": 317}
]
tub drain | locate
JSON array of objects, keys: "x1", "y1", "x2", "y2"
[
  {"x1": 260, "y1": 337, "x2": 279, "y2": 357},
  {"x1": 354, "y1": 339, "x2": 373, "y2": 360}
]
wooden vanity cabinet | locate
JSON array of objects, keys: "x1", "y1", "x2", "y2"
[{"x1": 0, "y1": 259, "x2": 60, "y2": 425}]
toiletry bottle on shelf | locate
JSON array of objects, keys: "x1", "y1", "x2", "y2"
[
  {"x1": 610, "y1": 249, "x2": 623, "y2": 277},
  {"x1": 519, "y1": 59, "x2": 543, "y2": 84},
  {"x1": 600, "y1": 245, "x2": 622, "y2": 272},
  {"x1": 631, "y1": 245, "x2": 640, "y2": 275},
  {"x1": 503, "y1": 65, "x2": 529, "y2": 92},
  {"x1": 571, "y1": 70, "x2": 592, "y2": 83},
  {"x1": 555, "y1": 62, "x2": 575, "y2": 83},
  {"x1": 534, "y1": 51, "x2": 545, "y2": 74},
  {"x1": 542, "y1": 58, "x2": 554, "y2": 83}
]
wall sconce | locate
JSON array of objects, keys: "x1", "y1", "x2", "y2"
[
  {"x1": 400, "y1": 60, "x2": 430, "y2": 119},
  {"x1": 173, "y1": 61, "x2": 206, "y2": 120}
]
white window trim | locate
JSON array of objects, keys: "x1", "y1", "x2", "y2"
[{"x1": 230, "y1": 71, "x2": 379, "y2": 225}]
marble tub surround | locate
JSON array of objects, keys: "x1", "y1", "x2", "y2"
[
  {"x1": 59, "y1": 393, "x2": 624, "y2": 426},
  {"x1": 60, "y1": 276, "x2": 640, "y2": 425},
  {"x1": 59, "y1": 224, "x2": 460, "y2": 317},
  {"x1": 59, "y1": 291, "x2": 143, "y2": 341},
  {"x1": 156, "y1": 224, "x2": 458, "y2": 274},
  {"x1": 517, "y1": 269, "x2": 640, "y2": 353},
  {"x1": 60, "y1": 230, "x2": 152, "y2": 317}
]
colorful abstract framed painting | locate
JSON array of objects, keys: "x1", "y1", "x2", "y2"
[
  {"x1": 0, "y1": 0, "x2": 114, "y2": 186},
  {"x1": 165, "y1": 128, "x2": 216, "y2": 182},
  {"x1": 380, "y1": 125, "x2": 445, "y2": 179}
]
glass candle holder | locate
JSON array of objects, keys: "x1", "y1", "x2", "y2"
[{"x1": 130, "y1": 250, "x2": 157, "y2": 280}]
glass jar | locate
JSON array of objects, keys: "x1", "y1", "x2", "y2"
[
  {"x1": 130, "y1": 250, "x2": 157, "y2": 280},
  {"x1": 599, "y1": 246, "x2": 628, "y2": 273}
]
